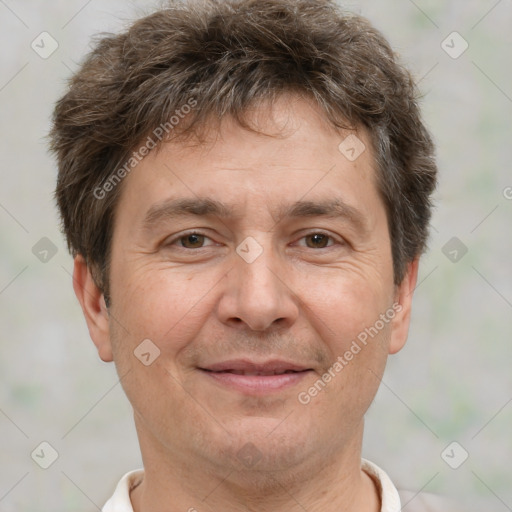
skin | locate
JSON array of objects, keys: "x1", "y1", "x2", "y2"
[{"x1": 74, "y1": 94, "x2": 418, "y2": 512}]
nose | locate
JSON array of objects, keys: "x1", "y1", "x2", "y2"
[{"x1": 216, "y1": 243, "x2": 299, "y2": 332}]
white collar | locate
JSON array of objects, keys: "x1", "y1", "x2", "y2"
[{"x1": 361, "y1": 459, "x2": 402, "y2": 512}]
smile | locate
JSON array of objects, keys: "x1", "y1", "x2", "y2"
[
  {"x1": 198, "y1": 361, "x2": 313, "y2": 394},
  {"x1": 205, "y1": 369, "x2": 303, "y2": 376}
]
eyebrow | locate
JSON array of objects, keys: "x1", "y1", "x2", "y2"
[{"x1": 142, "y1": 197, "x2": 368, "y2": 233}]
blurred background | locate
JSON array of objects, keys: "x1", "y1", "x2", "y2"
[{"x1": 0, "y1": 0, "x2": 511, "y2": 510}]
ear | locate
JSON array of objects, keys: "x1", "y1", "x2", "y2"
[
  {"x1": 388, "y1": 258, "x2": 419, "y2": 355},
  {"x1": 72, "y1": 255, "x2": 113, "y2": 362}
]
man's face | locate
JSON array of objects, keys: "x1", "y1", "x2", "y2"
[{"x1": 81, "y1": 95, "x2": 415, "y2": 479}]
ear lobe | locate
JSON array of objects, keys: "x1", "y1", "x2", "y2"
[
  {"x1": 388, "y1": 258, "x2": 419, "y2": 355},
  {"x1": 72, "y1": 255, "x2": 113, "y2": 362}
]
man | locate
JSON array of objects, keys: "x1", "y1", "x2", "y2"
[{"x1": 50, "y1": 0, "x2": 450, "y2": 510}]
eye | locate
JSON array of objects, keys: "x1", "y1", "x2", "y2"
[
  {"x1": 299, "y1": 232, "x2": 337, "y2": 249},
  {"x1": 170, "y1": 232, "x2": 214, "y2": 249}
]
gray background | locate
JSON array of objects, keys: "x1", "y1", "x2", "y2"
[{"x1": 1, "y1": 0, "x2": 511, "y2": 510}]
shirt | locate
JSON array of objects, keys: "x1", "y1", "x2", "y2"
[{"x1": 102, "y1": 459, "x2": 456, "y2": 512}]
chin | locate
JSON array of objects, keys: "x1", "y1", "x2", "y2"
[
  {"x1": 207, "y1": 418, "x2": 315, "y2": 473},
  {"x1": 218, "y1": 433, "x2": 323, "y2": 494}
]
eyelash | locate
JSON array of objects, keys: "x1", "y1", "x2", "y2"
[{"x1": 166, "y1": 230, "x2": 343, "y2": 250}]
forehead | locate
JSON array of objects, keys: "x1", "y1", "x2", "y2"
[
  {"x1": 162, "y1": 95, "x2": 373, "y2": 174},
  {"x1": 114, "y1": 95, "x2": 383, "y2": 227}
]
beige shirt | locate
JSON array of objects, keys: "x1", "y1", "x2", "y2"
[{"x1": 102, "y1": 459, "x2": 457, "y2": 512}]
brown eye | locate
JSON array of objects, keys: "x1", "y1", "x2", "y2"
[
  {"x1": 179, "y1": 233, "x2": 206, "y2": 248},
  {"x1": 305, "y1": 233, "x2": 331, "y2": 248}
]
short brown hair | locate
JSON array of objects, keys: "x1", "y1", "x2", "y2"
[{"x1": 51, "y1": 0, "x2": 437, "y2": 303}]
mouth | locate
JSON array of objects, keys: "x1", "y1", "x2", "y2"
[
  {"x1": 203, "y1": 369, "x2": 305, "y2": 376},
  {"x1": 198, "y1": 359, "x2": 313, "y2": 394}
]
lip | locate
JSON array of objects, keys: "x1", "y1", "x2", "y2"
[
  {"x1": 198, "y1": 359, "x2": 313, "y2": 394},
  {"x1": 200, "y1": 359, "x2": 311, "y2": 373}
]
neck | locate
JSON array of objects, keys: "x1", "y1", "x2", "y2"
[{"x1": 130, "y1": 423, "x2": 380, "y2": 512}]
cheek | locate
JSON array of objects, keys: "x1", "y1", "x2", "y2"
[
  {"x1": 299, "y1": 269, "x2": 392, "y2": 359},
  {"x1": 109, "y1": 263, "x2": 220, "y2": 358},
  {"x1": 107, "y1": 268, "x2": 217, "y2": 422}
]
